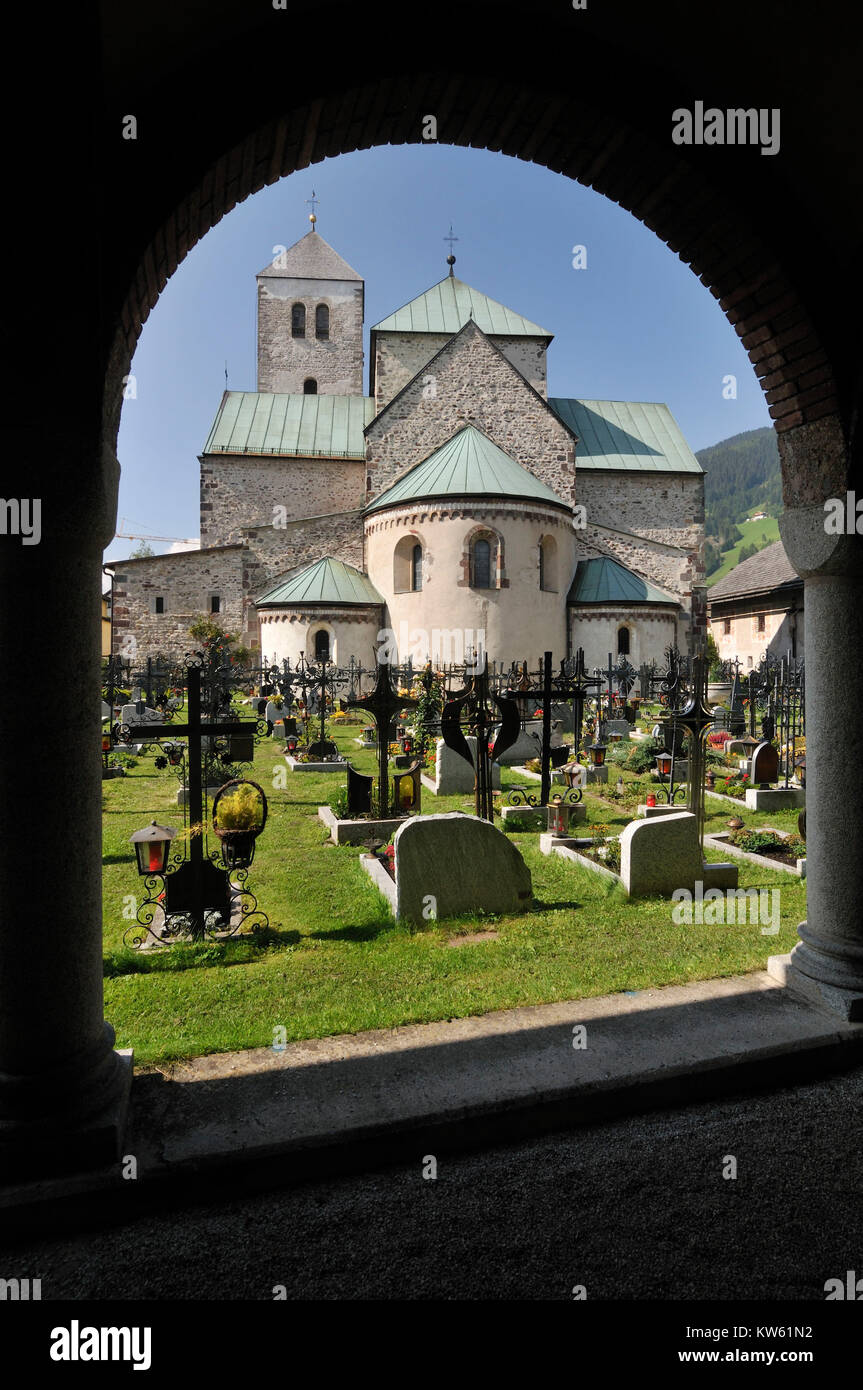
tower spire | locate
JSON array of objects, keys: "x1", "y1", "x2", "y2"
[
  {"x1": 444, "y1": 224, "x2": 458, "y2": 276},
  {"x1": 306, "y1": 189, "x2": 319, "y2": 229}
]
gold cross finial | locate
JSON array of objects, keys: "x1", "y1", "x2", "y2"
[{"x1": 306, "y1": 190, "x2": 319, "y2": 228}]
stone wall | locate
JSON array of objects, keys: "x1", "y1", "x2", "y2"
[
  {"x1": 365, "y1": 321, "x2": 575, "y2": 503},
  {"x1": 574, "y1": 470, "x2": 705, "y2": 604},
  {"x1": 710, "y1": 595, "x2": 805, "y2": 667},
  {"x1": 256, "y1": 276, "x2": 364, "y2": 394},
  {"x1": 200, "y1": 453, "x2": 365, "y2": 546},
  {"x1": 242, "y1": 511, "x2": 365, "y2": 639},
  {"x1": 112, "y1": 546, "x2": 246, "y2": 656},
  {"x1": 373, "y1": 330, "x2": 548, "y2": 409}
]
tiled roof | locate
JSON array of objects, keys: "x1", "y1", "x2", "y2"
[
  {"x1": 371, "y1": 276, "x2": 552, "y2": 337},
  {"x1": 257, "y1": 230, "x2": 362, "y2": 281},
  {"x1": 364, "y1": 425, "x2": 569, "y2": 515},
  {"x1": 708, "y1": 539, "x2": 800, "y2": 601},
  {"x1": 567, "y1": 555, "x2": 679, "y2": 606},
  {"x1": 549, "y1": 398, "x2": 702, "y2": 474},
  {"x1": 256, "y1": 558, "x2": 384, "y2": 607},
  {"x1": 203, "y1": 392, "x2": 374, "y2": 457}
]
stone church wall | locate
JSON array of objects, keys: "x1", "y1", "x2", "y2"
[
  {"x1": 373, "y1": 331, "x2": 548, "y2": 409},
  {"x1": 365, "y1": 322, "x2": 574, "y2": 504},
  {"x1": 200, "y1": 455, "x2": 365, "y2": 546},
  {"x1": 575, "y1": 470, "x2": 705, "y2": 603},
  {"x1": 240, "y1": 511, "x2": 365, "y2": 639},
  {"x1": 568, "y1": 605, "x2": 680, "y2": 672},
  {"x1": 256, "y1": 278, "x2": 364, "y2": 394},
  {"x1": 111, "y1": 546, "x2": 246, "y2": 657}
]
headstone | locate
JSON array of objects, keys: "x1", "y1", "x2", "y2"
[
  {"x1": 283, "y1": 716, "x2": 298, "y2": 737},
  {"x1": 750, "y1": 741, "x2": 779, "y2": 787},
  {"x1": 427, "y1": 737, "x2": 501, "y2": 794},
  {"x1": 120, "y1": 702, "x2": 161, "y2": 732},
  {"x1": 347, "y1": 762, "x2": 373, "y2": 816},
  {"x1": 493, "y1": 718, "x2": 564, "y2": 767},
  {"x1": 605, "y1": 719, "x2": 632, "y2": 737},
  {"x1": 101, "y1": 700, "x2": 110, "y2": 720},
  {"x1": 265, "y1": 699, "x2": 285, "y2": 735},
  {"x1": 389, "y1": 812, "x2": 532, "y2": 925},
  {"x1": 620, "y1": 810, "x2": 738, "y2": 897}
]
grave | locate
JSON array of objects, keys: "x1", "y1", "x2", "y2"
[
  {"x1": 421, "y1": 737, "x2": 501, "y2": 796},
  {"x1": 361, "y1": 811, "x2": 532, "y2": 925},
  {"x1": 493, "y1": 718, "x2": 564, "y2": 767},
  {"x1": 744, "y1": 740, "x2": 805, "y2": 810},
  {"x1": 619, "y1": 810, "x2": 738, "y2": 897},
  {"x1": 318, "y1": 761, "x2": 410, "y2": 845}
]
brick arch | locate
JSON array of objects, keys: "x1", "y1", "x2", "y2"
[{"x1": 100, "y1": 16, "x2": 851, "y2": 505}]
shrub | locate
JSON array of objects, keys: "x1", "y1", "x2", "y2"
[
  {"x1": 625, "y1": 742, "x2": 662, "y2": 774},
  {"x1": 215, "y1": 782, "x2": 265, "y2": 831}
]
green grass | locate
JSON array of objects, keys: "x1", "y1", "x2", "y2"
[
  {"x1": 706, "y1": 515, "x2": 780, "y2": 585},
  {"x1": 102, "y1": 717, "x2": 806, "y2": 1066}
]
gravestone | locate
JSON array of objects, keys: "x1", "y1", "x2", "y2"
[
  {"x1": 620, "y1": 810, "x2": 738, "y2": 898},
  {"x1": 347, "y1": 762, "x2": 373, "y2": 816},
  {"x1": 605, "y1": 719, "x2": 632, "y2": 737},
  {"x1": 750, "y1": 741, "x2": 779, "y2": 786},
  {"x1": 101, "y1": 700, "x2": 110, "y2": 720},
  {"x1": 265, "y1": 700, "x2": 286, "y2": 736},
  {"x1": 423, "y1": 737, "x2": 501, "y2": 795},
  {"x1": 493, "y1": 718, "x2": 564, "y2": 767},
  {"x1": 385, "y1": 812, "x2": 533, "y2": 925}
]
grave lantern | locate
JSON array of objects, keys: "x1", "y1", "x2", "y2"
[
  {"x1": 589, "y1": 740, "x2": 607, "y2": 768},
  {"x1": 646, "y1": 792, "x2": 657, "y2": 808},
  {"x1": 549, "y1": 799, "x2": 571, "y2": 837},
  {"x1": 655, "y1": 751, "x2": 673, "y2": 778},
  {"x1": 101, "y1": 732, "x2": 112, "y2": 754},
  {"x1": 130, "y1": 821, "x2": 177, "y2": 876},
  {"x1": 286, "y1": 733, "x2": 299, "y2": 754}
]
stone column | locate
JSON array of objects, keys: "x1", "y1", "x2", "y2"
[
  {"x1": 0, "y1": 440, "x2": 132, "y2": 1180},
  {"x1": 771, "y1": 502, "x2": 863, "y2": 1020}
]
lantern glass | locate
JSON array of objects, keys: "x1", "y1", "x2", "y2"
[
  {"x1": 130, "y1": 821, "x2": 177, "y2": 876},
  {"x1": 591, "y1": 743, "x2": 606, "y2": 767},
  {"x1": 656, "y1": 753, "x2": 672, "y2": 776}
]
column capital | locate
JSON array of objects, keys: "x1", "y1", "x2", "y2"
[{"x1": 779, "y1": 504, "x2": 863, "y2": 580}]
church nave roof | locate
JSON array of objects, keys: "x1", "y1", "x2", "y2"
[
  {"x1": 256, "y1": 557, "x2": 385, "y2": 607},
  {"x1": 370, "y1": 275, "x2": 552, "y2": 339},
  {"x1": 204, "y1": 391, "x2": 375, "y2": 458}
]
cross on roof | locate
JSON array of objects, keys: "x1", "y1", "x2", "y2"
[
  {"x1": 444, "y1": 224, "x2": 458, "y2": 275},
  {"x1": 306, "y1": 190, "x2": 319, "y2": 226}
]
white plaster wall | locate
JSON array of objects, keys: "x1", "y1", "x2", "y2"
[
  {"x1": 259, "y1": 607, "x2": 382, "y2": 667},
  {"x1": 711, "y1": 604, "x2": 804, "y2": 669},
  {"x1": 365, "y1": 500, "x2": 577, "y2": 665},
  {"x1": 569, "y1": 606, "x2": 680, "y2": 672}
]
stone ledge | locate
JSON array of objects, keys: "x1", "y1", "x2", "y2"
[
  {"x1": 285, "y1": 756, "x2": 347, "y2": 773},
  {"x1": 317, "y1": 805, "x2": 408, "y2": 846}
]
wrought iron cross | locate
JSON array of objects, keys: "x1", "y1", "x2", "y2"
[{"x1": 347, "y1": 660, "x2": 417, "y2": 817}]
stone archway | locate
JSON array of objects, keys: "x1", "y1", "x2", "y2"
[{"x1": 2, "y1": 2, "x2": 860, "y2": 1180}]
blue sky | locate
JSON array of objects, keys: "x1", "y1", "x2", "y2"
[{"x1": 107, "y1": 143, "x2": 771, "y2": 565}]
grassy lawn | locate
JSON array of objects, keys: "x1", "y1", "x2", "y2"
[
  {"x1": 102, "y1": 713, "x2": 806, "y2": 1066},
  {"x1": 706, "y1": 515, "x2": 780, "y2": 585}
]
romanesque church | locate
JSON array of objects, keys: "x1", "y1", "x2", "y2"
[{"x1": 112, "y1": 219, "x2": 706, "y2": 671}]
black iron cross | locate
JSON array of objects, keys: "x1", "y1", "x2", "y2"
[
  {"x1": 347, "y1": 660, "x2": 417, "y2": 817},
  {"x1": 123, "y1": 665, "x2": 254, "y2": 939}
]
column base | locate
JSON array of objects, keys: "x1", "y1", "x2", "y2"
[
  {"x1": 768, "y1": 950, "x2": 863, "y2": 1023},
  {"x1": 0, "y1": 1049, "x2": 133, "y2": 1183}
]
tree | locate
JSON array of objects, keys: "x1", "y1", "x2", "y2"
[
  {"x1": 188, "y1": 615, "x2": 252, "y2": 670},
  {"x1": 130, "y1": 540, "x2": 155, "y2": 558}
]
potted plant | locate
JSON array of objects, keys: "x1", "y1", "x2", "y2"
[{"x1": 212, "y1": 779, "x2": 268, "y2": 869}]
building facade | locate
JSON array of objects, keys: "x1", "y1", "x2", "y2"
[
  {"x1": 708, "y1": 539, "x2": 804, "y2": 668},
  {"x1": 111, "y1": 225, "x2": 706, "y2": 670}
]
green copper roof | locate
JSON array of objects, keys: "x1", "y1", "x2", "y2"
[
  {"x1": 204, "y1": 392, "x2": 375, "y2": 458},
  {"x1": 567, "y1": 556, "x2": 678, "y2": 606},
  {"x1": 549, "y1": 399, "x2": 703, "y2": 474},
  {"x1": 371, "y1": 276, "x2": 552, "y2": 338},
  {"x1": 256, "y1": 558, "x2": 384, "y2": 607},
  {"x1": 365, "y1": 425, "x2": 570, "y2": 515}
]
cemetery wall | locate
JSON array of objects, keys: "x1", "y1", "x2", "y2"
[
  {"x1": 111, "y1": 546, "x2": 246, "y2": 656},
  {"x1": 365, "y1": 321, "x2": 575, "y2": 503},
  {"x1": 574, "y1": 470, "x2": 705, "y2": 604},
  {"x1": 373, "y1": 331, "x2": 548, "y2": 410},
  {"x1": 259, "y1": 606, "x2": 382, "y2": 666},
  {"x1": 256, "y1": 277, "x2": 364, "y2": 395},
  {"x1": 201, "y1": 454, "x2": 365, "y2": 546},
  {"x1": 365, "y1": 499, "x2": 574, "y2": 664}
]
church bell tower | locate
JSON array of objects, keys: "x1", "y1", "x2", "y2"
[{"x1": 256, "y1": 211, "x2": 364, "y2": 396}]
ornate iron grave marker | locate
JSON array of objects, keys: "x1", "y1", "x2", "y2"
[
  {"x1": 347, "y1": 660, "x2": 418, "y2": 816},
  {"x1": 441, "y1": 658, "x2": 520, "y2": 821}
]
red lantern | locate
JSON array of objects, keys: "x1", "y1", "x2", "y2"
[
  {"x1": 646, "y1": 793, "x2": 656, "y2": 808},
  {"x1": 129, "y1": 821, "x2": 177, "y2": 876}
]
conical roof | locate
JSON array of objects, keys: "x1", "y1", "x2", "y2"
[
  {"x1": 567, "y1": 556, "x2": 678, "y2": 606},
  {"x1": 256, "y1": 557, "x2": 384, "y2": 607},
  {"x1": 371, "y1": 276, "x2": 551, "y2": 338},
  {"x1": 257, "y1": 230, "x2": 362, "y2": 281},
  {"x1": 365, "y1": 425, "x2": 569, "y2": 514}
]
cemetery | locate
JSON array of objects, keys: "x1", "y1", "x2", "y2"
[{"x1": 99, "y1": 631, "x2": 810, "y2": 1067}]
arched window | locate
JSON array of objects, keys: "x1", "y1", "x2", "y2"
[
  {"x1": 291, "y1": 303, "x2": 306, "y2": 337},
  {"x1": 538, "y1": 535, "x2": 558, "y2": 591},
  {"x1": 303, "y1": 378, "x2": 317, "y2": 395},
  {"x1": 411, "y1": 543, "x2": 423, "y2": 591},
  {"x1": 314, "y1": 629, "x2": 330, "y2": 662},
  {"x1": 617, "y1": 626, "x2": 630, "y2": 655},
  {"x1": 472, "y1": 538, "x2": 492, "y2": 589},
  {"x1": 315, "y1": 304, "x2": 329, "y2": 340},
  {"x1": 393, "y1": 534, "x2": 424, "y2": 593}
]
